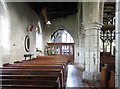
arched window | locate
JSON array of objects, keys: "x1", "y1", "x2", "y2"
[
  {"x1": 48, "y1": 29, "x2": 74, "y2": 64},
  {"x1": 51, "y1": 29, "x2": 74, "y2": 43}
]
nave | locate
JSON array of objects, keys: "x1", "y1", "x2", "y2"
[
  {"x1": 1, "y1": 55, "x2": 115, "y2": 89},
  {"x1": 1, "y1": 55, "x2": 88, "y2": 89},
  {"x1": 0, "y1": 1, "x2": 117, "y2": 88}
]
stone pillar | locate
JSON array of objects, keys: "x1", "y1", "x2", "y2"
[
  {"x1": 82, "y1": 2, "x2": 103, "y2": 81},
  {"x1": 78, "y1": 32, "x2": 85, "y2": 70},
  {"x1": 82, "y1": 22, "x2": 102, "y2": 80},
  {"x1": 115, "y1": 0, "x2": 120, "y2": 88},
  {"x1": 76, "y1": 2, "x2": 85, "y2": 69}
]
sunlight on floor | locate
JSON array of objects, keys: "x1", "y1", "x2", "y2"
[{"x1": 66, "y1": 65, "x2": 86, "y2": 88}]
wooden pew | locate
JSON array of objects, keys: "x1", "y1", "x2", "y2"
[
  {"x1": 109, "y1": 71, "x2": 115, "y2": 89},
  {"x1": 1, "y1": 74, "x2": 61, "y2": 89},
  {"x1": 1, "y1": 79, "x2": 60, "y2": 89},
  {"x1": 100, "y1": 64, "x2": 115, "y2": 88},
  {"x1": 2, "y1": 55, "x2": 68, "y2": 89},
  {"x1": 2, "y1": 64, "x2": 67, "y2": 83},
  {"x1": 0, "y1": 85, "x2": 58, "y2": 89},
  {"x1": 1, "y1": 68, "x2": 64, "y2": 88},
  {"x1": 2, "y1": 69, "x2": 66, "y2": 87},
  {"x1": 3, "y1": 63, "x2": 67, "y2": 86},
  {"x1": 100, "y1": 52, "x2": 115, "y2": 72},
  {"x1": 36, "y1": 55, "x2": 70, "y2": 62},
  {"x1": 100, "y1": 66, "x2": 107, "y2": 88},
  {"x1": 1, "y1": 79, "x2": 60, "y2": 88},
  {"x1": 100, "y1": 52, "x2": 115, "y2": 88},
  {"x1": 3, "y1": 63, "x2": 11, "y2": 66},
  {"x1": 7, "y1": 56, "x2": 68, "y2": 84}
]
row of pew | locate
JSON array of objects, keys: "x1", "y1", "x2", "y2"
[
  {"x1": 100, "y1": 64, "x2": 115, "y2": 89},
  {"x1": 1, "y1": 55, "x2": 70, "y2": 89},
  {"x1": 100, "y1": 52, "x2": 115, "y2": 89}
]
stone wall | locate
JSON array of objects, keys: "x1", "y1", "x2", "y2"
[{"x1": 0, "y1": 2, "x2": 41, "y2": 65}]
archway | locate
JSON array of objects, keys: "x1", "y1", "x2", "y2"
[
  {"x1": 50, "y1": 29, "x2": 74, "y2": 43},
  {"x1": 47, "y1": 29, "x2": 74, "y2": 64}
]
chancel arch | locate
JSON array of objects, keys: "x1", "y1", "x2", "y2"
[
  {"x1": 47, "y1": 28, "x2": 74, "y2": 64},
  {"x1": 50, "y1": 29, "x2": 74, "y2": 43}
]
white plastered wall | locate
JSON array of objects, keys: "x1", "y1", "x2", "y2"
[{"x1": 0, "y1": 2, "x2": 42, "y2": 65}]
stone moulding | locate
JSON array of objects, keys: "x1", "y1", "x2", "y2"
[{"x1": 82, "y1": 21, "x2": 103, "y2": 30}]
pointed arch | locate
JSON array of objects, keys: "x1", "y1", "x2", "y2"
[{"x1": 50, "y1": 28, "x2": 74, "y2": 43}]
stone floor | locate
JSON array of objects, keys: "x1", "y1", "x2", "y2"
[{"x1": 66, "y1": 65, "x2": 87, "y2": 88}]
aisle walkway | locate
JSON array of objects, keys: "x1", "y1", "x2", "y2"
[{"x1": 66, "y1": 65, "x2": 86, "y2": 88}]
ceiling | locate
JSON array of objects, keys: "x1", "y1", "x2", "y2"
[
  {"x1": 28, "y1": 2, "x2": 78, "y2": 20},
  {"x1": 103, "y1": 2, "x2": 115, "y2": 25},
  {"x1": 27, "y1": 2, "x2": 115, "y2": 25}
]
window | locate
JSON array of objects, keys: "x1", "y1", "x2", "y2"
[
  {"x1": 36, "y1": 21, "x2": 43, "y2": 51},
  {"x1": 51, "y1": 29, "x2": 74, "y2": 43}
]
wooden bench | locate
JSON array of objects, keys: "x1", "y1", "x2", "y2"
[
  {"x1": 1, "y1": 79, "x2": 60, "y2": 88},
  {"x1": 2, "y1": 55, "x2": 68, "y2": 89},
  {"x1": 109, "y1": 71, "x2": 115, "y2": 89},
  {"x1": 100, "y1": 66, "x2": 107, "y2": 88},
  {"x1": 100, "y1": 52, "x2": 115, "y2": 72},
  {"x1": 6, "y1": 57, "x2": 68, "y2": 83},
  {"x1": 2, "y1": 64, "x2": 67, "y2": 83},
  {"x1": 1, "y1": 68, "x2": 64, "y2": 88},
  {"x1": 1, "y1": 74, "x2": 62, "y2": 89},
  {"x1": 100, "y1": 64, "x2": 115, "y2": 89},
  {"x1": 3, "y1": 62, "x2": 67, "y2": 84}
]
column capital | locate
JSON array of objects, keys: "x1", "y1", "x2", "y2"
[{"x1": 82, "y1": 21, "x2": 103, "y2": 30}]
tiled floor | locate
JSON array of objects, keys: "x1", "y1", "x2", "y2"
[{"x1": 66, "y1": 65, "x2": 86, "y2": 88}]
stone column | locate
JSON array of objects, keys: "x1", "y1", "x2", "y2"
[
  {"x1": 115, "y1": 0, "x2": 120, "y2": 88},
  {"x1": 78, "y1": 32, "x2": 85, "y2": 70},
  {"x1": 76, "y1": 2, "x2": 86, "y2": 69},
  {"x1": 82, "y1": 2, "x2": 103, "y2": 81},
  {"x1": 82, "y1": 22, "x2": 102, "y2": 80}
]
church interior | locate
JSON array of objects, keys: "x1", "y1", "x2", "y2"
[{"x1": 0, "y1": 0, "x2": 119, "y2": 88}]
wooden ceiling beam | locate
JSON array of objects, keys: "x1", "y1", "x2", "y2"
[
  {"x1": 103, "y1": 15, "x2": 114, "y2": 17},
  {"x1": 104, "y1": 2, "x2": 115, "y2": 6},
  {"x1": 104, "y1": 9, "x2": 115, "y2": 12},
  {"x1": 103, "y1": 2, "x2": 115, "y2": 25}
]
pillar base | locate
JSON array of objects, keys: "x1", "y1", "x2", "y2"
[
  {"x1": 83, "y1": 71, "x2": 100, "y2": 81},
  {"x1": 77, "y1": 63, "x2": 85, "y2": 71}
]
